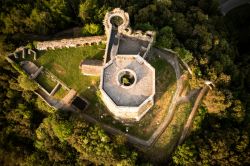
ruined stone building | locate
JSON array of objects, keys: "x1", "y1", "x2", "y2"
[{"x1": 82, "y1": 8, "x2": 156, "y2": 121}]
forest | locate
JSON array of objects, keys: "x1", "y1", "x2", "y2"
[{"x1": 0, "y1": 0, "x2": 249, "y2": 165}]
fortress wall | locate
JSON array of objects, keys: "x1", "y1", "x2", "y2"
[
  {"x1": 100, "y1": 87, "x2": 154, "y2": 121},
  {"x1": 36, "y1": 36, "x2": 106, "y2": 50},
  {"x1": 8, "y1": 47, "x2": 37, "y2": 61}
]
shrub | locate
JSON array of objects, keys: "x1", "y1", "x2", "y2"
[
  {"x1": 82, "y1": 23, "x2": 103, "y2": 36},
  {"x1": 18, "y1": 75, "x2": 38, "y2": 91},
  {"x1": 174, "y1": 47, "x2": 193, "y2": 63}
]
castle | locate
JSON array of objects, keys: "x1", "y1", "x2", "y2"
[{"x1": 81, "y1": 8, "x2": 156, "y2": 121}]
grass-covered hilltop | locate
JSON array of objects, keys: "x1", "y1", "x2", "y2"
[{"x1": 0, "y1": 0, "x2": 250, "y2": 165}]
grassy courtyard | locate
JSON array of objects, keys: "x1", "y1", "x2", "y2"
[{"x1": 35, "y1": 44, "x2": 106, "y2": 109}]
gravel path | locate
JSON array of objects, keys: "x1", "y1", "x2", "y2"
[{"x1": 178, "y1": 84, "x2": 211, "y2": 145}]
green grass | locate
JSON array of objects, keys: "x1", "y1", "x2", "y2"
[
  {"x1": 36, "y1": 44, "x2": 105, "y2": 109},
  {"x1": 150, "y1": 56, "x2": 177, "y2": 102},
  {"x1": 128, "y1": 56, "x2": 177, "y2": 138},
  {"x1": 53, "y1": 86, "x2": 68, "y2": 100},
  {"x1": 36, "y1": 72, "x2": 57, "y2": 92}
]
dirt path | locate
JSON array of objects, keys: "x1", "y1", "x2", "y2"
[
  {"x1": 176, "y1": 89, "x2": 200, "y2": 105},
  {"x1": 178, "y1": 83, "x2": 212, "y2": 145}
]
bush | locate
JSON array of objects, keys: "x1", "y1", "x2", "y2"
[
  {"x1": 82, "y1": 23, "x2": 103, "y2": 36},
  {"x1": 18, "y1": 75, "x2": 38, "y2": 91},
  {"x1": 174, "y1": 47, "x2": 193, "y2": 63},
  {"x1": 10, "y1": 63, "x2": 28, "y2": 76},
  {"x1": 156, "y1": 26, "x2": 175, "y2": 48},
  {"x1": 35, "y1": 98, "x2": 55, "y2": 114},
  {"x1": 135, "y1": 22, "x2": 155, "y2": 31}
]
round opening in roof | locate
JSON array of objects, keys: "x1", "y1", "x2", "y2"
[{"x1": 117, "y1": 69, "x2": 137, "y2": 89}]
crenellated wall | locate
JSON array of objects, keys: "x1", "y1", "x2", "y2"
[{"x1": 103, "y1": 8, "x2": 155, "y2": 61}]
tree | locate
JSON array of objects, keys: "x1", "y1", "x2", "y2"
[
  {"x1": 135, "y1": 22, "x2": 155, "y2": 31},
  {"x1": 35, "y1": 113, "x2": 76, "y2": 163},
  {"x1": 51, "y1": 116, "x2": 73, "y2": 142},
  {"x1": 156, "y1": 26, "x2": 175, "y2": 49},
  {"x1": 35, "y1": 98, "x2": 55, "y2": 114},
  {"x1": 27, "y1": 9, "x2": 52, "y2": 35},
  {"x1": 135, "y1": 4, "x2": 157, "y2": 25},
  {"x1": 79, "y1": 0, "x2": 97, "y2": 23},
  {"x1": 174, "y1": 47, "x2": 193, "y2": 63},
  {"x1": 34, "y1": 111, "x2": 137, "y2": 165},
  {"x1": 82, "y1": 23, "x2": 103, "y2": 36},
  {"x1": 203, "y1": 90, "x2": 231, "y2": 115},
  {"x1": 193, "y1": 24, "x2": 213, "y2": 52},
  {"x1": 18, "y1": 75, "x2": 38, "y2": 91},
  {"x1": 173, "y1": 127, "x2": 250, "y2": 165},
  {"x1": 171, "y1": 12, "x2": 192, "y2": 37},
  {"x1": 229, "y1": 100, "x2": 245, "y2": 123},
  {"x1": 172, "y1": 141, "x2": 197, "y2": 165}
]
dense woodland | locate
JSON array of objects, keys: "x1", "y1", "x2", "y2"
[{"x1": 0, "y1": 0, "x2": 249, "y2": 165}]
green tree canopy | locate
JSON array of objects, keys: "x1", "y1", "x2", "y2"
[
  {"x1": 82, "y1": 23, "x2": 103, "y2": 36},
  {"x1": 18, "y1": 75, "x2": 38, "y2": 91}
]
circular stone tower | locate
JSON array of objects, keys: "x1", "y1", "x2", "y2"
[{"x1": 100, "y1": 55, "x2": 155, "y2": 121}]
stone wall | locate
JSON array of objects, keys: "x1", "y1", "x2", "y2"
[
  {"x1": 103, "y1": 8, "x2": 130, "y2": 35},
  {"x1": 8, "y1": 47, "x2": 37, "y2": 60},
  {"x1": 36, "y1": 36, "x2": 106, "y2": 50},
  {"x1": 103, "y1": 8, "x2": 155, "y2": 60},
  {"x1": 103, "y1": 8, "x2": 155, "y2": 43},
  {"x1": 100, "y1": 87, "x2": 154, "y2": 122}
]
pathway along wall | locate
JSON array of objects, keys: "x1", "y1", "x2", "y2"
[{"x1": 36, "y1": 36, "x2": 106, "y2": 50}]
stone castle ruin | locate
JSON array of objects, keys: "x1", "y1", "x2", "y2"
[
  {"x1": 80, "y1": 8, "x2": 156, "y2": 121},
  {"x1": 103, "y1": 8, "x2": 155, "y2": 63}
]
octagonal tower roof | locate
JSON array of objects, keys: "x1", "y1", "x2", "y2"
[{"x1": 100, "y1": 55, "x2": 155, "y2": 107}]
